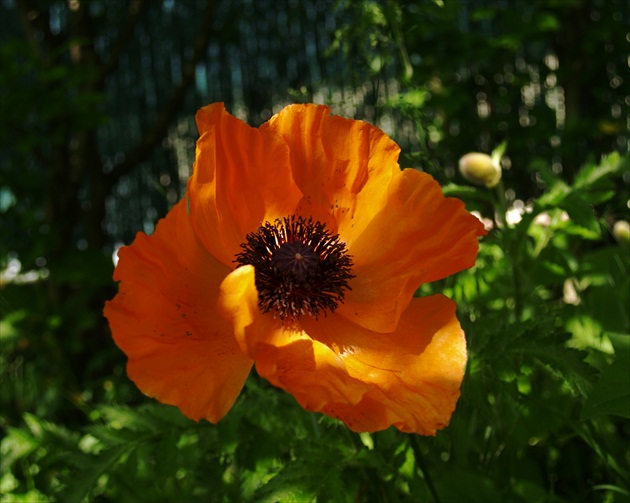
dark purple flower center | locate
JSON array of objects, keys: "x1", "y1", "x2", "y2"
[{"x1": 234, "y1": 215, "x2": 354, "y2": 322}]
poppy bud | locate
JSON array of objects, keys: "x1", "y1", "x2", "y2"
[
  {"x1": 612, "y1": 220, "x2": 630, "y2": 245},
  {"x1": 459, "y1": 152, "x2": 502, "y2": 188}
]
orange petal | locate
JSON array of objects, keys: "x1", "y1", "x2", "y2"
[
  {"x1": 104, "y1": 198, "x2": 253, "y2": 423},
  {"x1": 337, "y1": 168, "x2": 486, "y2": 332},
  {"x1": 217, "y1": 266, "x2": 372, "y2": 410},
  {"x1": 302, "y1": 295, "x2": 467, "y2": 434},
  {"x1": 188, "y1": 103, "x2": 302, "y2": 267},
  {"x1": 261, "y1": 104, "x2": 399, "y2": 238},
  {"x1": 218, "y1": 266, "x2": 305, "y2": 359},
  {"x1": 216, "y1": 265, "x2": 259, "y2": 355},
  {"x1": 219, "y1": 269, "x2": 466, "y2": 434}
]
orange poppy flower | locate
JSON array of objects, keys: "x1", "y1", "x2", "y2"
[{"x1": 104, "y1": 103, "x2": 486, "y2": 435}]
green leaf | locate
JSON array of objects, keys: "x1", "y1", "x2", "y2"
[
  {"x1": 60, "y1": 445, "x2": 131, "y2": 503},
  {"x1": 560, "y1": 192, "x2": 601, "y2": 240},
  {"x1": 84, "y1": 425, "x2": 146, "y2": 449},
  {"x1": 535, "y1": 171, "x2": 569, "y2": 207},
  {"x1": 155, "y1": 430, "x2": 180, "y2": 481},
  {"x1": 577, "y1": 246, "x2": 630, "y2": 334},
  {"x1": 472, "y1": 314, "x2": 595, "y2": 399},
  {"x1": 471, "y1": 8, "x2": 495, "y2": 21},
  {"x1": 574, "y1": 152, "x2": 629, "y2": 189},
  {"x1": 23, "y1": 413, "x2": 80, "y2": 449},
  {"x1": 535, "y1": 153, "x2": 628, "y2": 215},
  {"x1": 535, "y1": 12, "x2": 560, "y2": 31},
  {"x1": 251, "y1": 447, "x2": 354, "y2": 503},
  {"x1": 98, "y1": 404, "x2": 165, "y2": 433},
  {"x1": 0, "y1": 427, "x2": 38, "y2": 473},
  {"x1": 581, "y1": 336, "x2": 630, "y2": 420},
  {"x1": 491, "y1": 140, "x2": 507, "y2": 165},
  {"x1": 0, "y1": 413, "x2": 81, "y2": 473},
  {"x1": 572, "y1": 152, "x2": 629, "y2": 205}
]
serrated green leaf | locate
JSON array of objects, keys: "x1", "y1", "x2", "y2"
[
  {"x1": 577, "y1": 246, "x2": 630, "y2": 334},
  {"x1": 574, "y1": 151, "x2": 628, "y2": 189},
  {"x1": 60, "y1": 445, "x2": 131, "y2": 503},
  {"x1": 581, "y1": 336, "x2": 630, "y2": 420},
  {"x1": 0, "y1": 427, "x2": 39, "y2": 472},
  {"x1": 98, "y1": 405, "x2": 163, "y2": 433},
  {"x1": 472, "y1": 314, "x2": 595, "y2": 399},
  {"x1": 560, "y1": 192, "x2": 600, "y2": 240},
  {"x1": 84, "y1": 424, "x2": 146, "y2": 449},
  {"x1": 531, "y1": 161, "x2": 569, "y2": 206},
  {"x1": 139, "y1": 402, "x2": 193, "y2": 428},
  {"x1": 252, "y1": 452, "x2": 352, "y2": 503},
  {"x1": 536, "y1": 153, "x2": 628, "y2": 214},
  {"x1": 252, "y1": 460, "x2": 319, "y2": 503},
  {"x1": 0, "y1": 414, "x2": 81, "y2": 473},
  {"x1": 155, "y1": 430, "x2": 180, "y2": 481},
  {"x1": 527, "y1": 344, "x2": 594, "y2": 398},
  {"x1": 22, "y1": 412, "x2": 80, "y2": 448}
]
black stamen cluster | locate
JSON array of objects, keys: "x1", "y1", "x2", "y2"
[{"x1": 234, "y1": 215, "x2": 354, "y2": 322}]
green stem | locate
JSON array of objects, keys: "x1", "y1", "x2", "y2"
[
  {"x1": 531, "y1": 209, "x2": 563, "y2": 259},
  {"x1": 492, "y1": 179, "x2": 508, "y2": 229},
  {"x1": 410, "y1": 435, "x2": 442, "y2": 503},
  {"x1": 310, "y1": 413, "x2": 321, "y2": 438},
  {"x1": 492, "y1": 180, "x2": 523, "y2": 319},
  {"x1": 510, "y1": 246, "x2": 524, "y2": 320}
]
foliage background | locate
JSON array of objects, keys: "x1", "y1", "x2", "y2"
[{"x1": 1, "y1": 0, "x2": 628, "y2": 501}]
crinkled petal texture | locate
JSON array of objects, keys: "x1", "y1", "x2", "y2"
[
  {"x1": 262, "y1": 105, "x2": 485, "y2": 332},
  {"x1": 188, "y1": 104, "x2": 302, "y2": 268},
  {"x1": 104, "y1": 198, "x2": 253, "y2": 423},
  {"x1": 219, "y1": 267, "x2": 467, "y2": 435}
]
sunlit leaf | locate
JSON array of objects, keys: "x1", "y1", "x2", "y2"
[
  {"x1": 0, "y1": 428, "x2": 38, "y2": 473},
  {"x1": 574, "y1": 152, "x2": 629, "y2": 189},
  {"x1": 581, "y1": 336, "x2": 630, "y2": 420}
]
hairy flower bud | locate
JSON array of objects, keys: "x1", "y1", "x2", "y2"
[
  {"x1": 612, "y1": 220, "x2": 630, "y2": 245},
  {"x1": 459, "y1": 152, "x2": 502, "y2": 188}
]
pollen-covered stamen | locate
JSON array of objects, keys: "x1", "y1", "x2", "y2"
[{"x1": 234, "y1": 215, "x2": 354, "y2": 322}]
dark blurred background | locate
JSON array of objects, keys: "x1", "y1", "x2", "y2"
[{"x1": 1, "y1": 0, "x2": 628, "y2": 431}]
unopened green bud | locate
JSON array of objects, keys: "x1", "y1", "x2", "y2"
[
  {"x1": 612, "y1": 220, "x2": 630, "y2": 245},
  {"x1": 459, "y1": 152, "x2": 502, "y2": 188}
]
